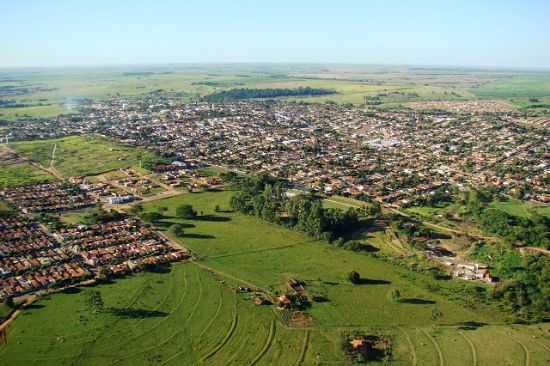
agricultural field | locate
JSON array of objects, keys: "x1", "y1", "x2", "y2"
[
  {"x1": 2, "y1": 65, "x2": 550, "y2": 121},
  {"x1": 0, "y1": 162, "x2": 55, "y2": 188},
  {"x1": 12, "y1": 135, "x2": 160, "y2": 177},
  {"x1": 2, "y1": 190, "x2": 549, "y2": 365}
]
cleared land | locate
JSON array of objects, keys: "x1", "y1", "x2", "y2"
[
  {"x1": 0, "y1": 162, "x2": 55, "y2": 188},
  {"x1": 12, "y1": 135, "x2": 160, "y2": 177}
]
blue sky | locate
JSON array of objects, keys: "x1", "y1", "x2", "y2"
[{"x1": 1, "y1": 0, "x2": 549, "y2": 68}]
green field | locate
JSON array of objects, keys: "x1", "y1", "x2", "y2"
[
  {"x1": 470, "y1": 74, "x2": 550, "y2": 98},
  {"x1": 2, "y1": 262, "x2": 548, "y2": 365},
  {"x1": 2, "y1": 65, "x2": 550, "y2": 121},
  {"x1": 0, "y1": 162, "x2": 55, "y2": 188},
  {"x1": 490, "y1": 199, "x2": 550, "y2": 219},
  {"x1": 1, "y1": 190, "x2": 549, "y2": 365},
  {"x1": 13, "y1": 135, "x2": 160, "y2": 177}
]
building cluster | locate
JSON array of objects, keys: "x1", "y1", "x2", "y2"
[
  {"x1": 0, "y1": 182, "x2": 190, "y2": 300},
  {"x1": 54, "y1": 218, "x2": 188, "y2": 274},
  {"x1": 0, "y1": 215, "x2": 88, "y2": 299},
  {"x1": 0, "y1": 182, "x2": 97, "y2": 213},
  {"x1": 7, "y1": 99, "x2": 549, "y2": 205}
]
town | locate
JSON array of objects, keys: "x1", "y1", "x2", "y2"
[{"x1": 8, "y1": 98, "x2": 548, "y2": 207}]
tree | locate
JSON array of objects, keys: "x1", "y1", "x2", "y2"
[
  {"x1": 390, "y1": 288, "x2": 401, "y2": 302},
  {"x1": 176, "y1": 204, "x2": 197, "y2": 219},
  {"x1": 170, "y1": 223, "x2": 185, "y2": 237},
  {"x1": 348, "y1": 271, "x2": 361, "y2": 284},
  {"x1": 431, "y1": 307, "x2": 442, "y2": 320},
  {"x1": 214, "y1": 205, "x2": 221, "y2": 212},
  {"x1": 142, "y1": 212, "x2": 163, "y2": 223}
]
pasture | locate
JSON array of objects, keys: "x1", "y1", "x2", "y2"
[
  {"x1": 3, "y1": 65, "x2": 550, "y2": 121},
  {"x1": 12, "y1": 135, "x2": 160, "y2": 177},
  {"x1": 0, "y1": 162, "x2": 55, "y2": 188},
  {"x1": 1, "y1": 190, "x2": 549, "y2": 364}
]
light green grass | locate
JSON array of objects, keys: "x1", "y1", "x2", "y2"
[
  {"x1": 0, "y1": 163, "x2": 55, "y2": 188},
  {"x1": 143, "y1": 191, "x2": 502, "y2": 328},
  {"x1": 490, "y1": 199, "x2": 550, "y2": 218},
  {"x1": 13, "y1": 135, "x2": 160, "y2": 177}
]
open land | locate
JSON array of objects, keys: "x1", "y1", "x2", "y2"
[{"x1": 0, "y1": 65, "x2": 549, "y2": 365}]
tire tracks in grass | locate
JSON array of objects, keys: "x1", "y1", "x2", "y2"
[
  {"x1": 398, "y1": 327, "x2": 417, "y2": 366},
  {"x1": 249, "y1": 319, "x2": 276, "y2": 366},
  {"x1": 421, "y1": 328, "x2": 445, "y2": 366},
  {"x1": 513, "y1": 339, "x2": 530, "y2": 366},
  {"x1": 155, "y1": 269, "x2": 209, "y2": 366},
  {"x1": 201, "y1": 299, "x2": 239, "y2": 362},
  {"x1": 0, "y1": 279, "x2": 152, "y2": 362},
  {"x1": 105, "y1": 266, "x2": 201, "y2": 365},
  {"x1": 295, "y1": 329, "x2": 310, "y2": 366},
  {"x1": 93, "y1": 269, "x2": 179, "y2": 351},
  {"x1": 67, "y1": 279, "x2": 153, "y2": 366},
  {"x1": 458, "y1": 331, "x2": 477, "y2": 366},
  {"x1": 197, "y1": 285, "x2": 225, "y2": 346}
]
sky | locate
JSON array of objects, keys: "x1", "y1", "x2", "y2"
[{"x1": 1, "y1": 0, "x2": 549, "y2": 69}]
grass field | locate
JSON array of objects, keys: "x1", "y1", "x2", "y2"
[
  {"x1": 490, "y1": 199, "x2": 550, "y2": 219},
  {"x1": 3, "y1": 65, "x2": 549, "y2": 122},
  {"x1": 13, "y1": 135, "x2": 160, "y2": 177},
  {"x1": 1, "y1": 263, "x2": 548, "y2": 365},
  {"x1": 0, "y1": 162, "x2": 55, "y2": 188},
  {"x1": 1, "y1": 190, "x2": 549, "y2": 365},
  {"x1": 142, "y1": 191, "x2": 503, "y2": 327}
]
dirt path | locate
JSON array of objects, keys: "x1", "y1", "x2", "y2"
[
  {"x1": 295, "y1": 330, "x2": 310, "y2": 366},
  {"x1": 514, "y1": 339, "x2": 530, "y2": 366},
  {"x1": 399, "y1": 327, "x2": 417, "y2": 366},
  {"x1": 249, "y1": 319, "x2": 276, "y2": 366},
  {"x1": 193, "y1": 261, "x2": 269, "y2": 296},
  {"x1": 421, "y1": 329, "x2": 445, "y2": 366},
  {"x1": 201, "y1": 301, "x2": 239, "y2": 362},
  {"x1": 459, "y1": 331, "x2": 477, "y2": 366}
]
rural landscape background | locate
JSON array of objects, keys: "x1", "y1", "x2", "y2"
[{"x1": 1, "y1": 1, "x2": 550, "y2": 365}]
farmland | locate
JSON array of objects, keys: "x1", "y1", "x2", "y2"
[
  {"x1": 1, "y1": 189, "x2": 549, "y2": 365},
  {"x1": 12, "y1": 135, "x2": 160, "y2": 177},
  {"x1": 2, "y1": 65, "x2": 550, "y2": 121},
  {"x1": 0, "y1": 162, "x2": 55, "y2": 188}
]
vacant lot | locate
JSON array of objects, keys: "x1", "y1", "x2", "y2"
[
  {"x1": 13, "y1": 135, "x2": 160, "y2": 177},
  {"x1": 0, "y1": 162, "x2": 55, "y2": 188}
]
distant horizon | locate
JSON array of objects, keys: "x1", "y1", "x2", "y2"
[
  {"x1": 1, "y1": 61, "x2": 550, "y2": 73},
  {"x1": 2, "y1": 1, "x2": 549, "y2": 69}
]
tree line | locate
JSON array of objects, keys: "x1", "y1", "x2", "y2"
[
  {"x1": 203, "y1": 87, "x2": 336, "y2": 102},
  {"x1": 229, "y1": 175, "x2": 361, "y2": 243}
]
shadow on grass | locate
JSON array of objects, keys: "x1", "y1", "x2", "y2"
[
  {"x1": 108, "y1": 308, "x2": 168, "y2": 319},
  {"x1": 25, "y1": 304, "x2": 46, "y2": 310},
  {"x1": 143, "y1": 263, "x2": 172, "y2": 273},
  {"x1": 183, "y1": 233, "x2": 216, "y2": 239},
  {"x1": 194, "y1": 214, "x2": 231, "y2": 222},
  {"x1": 354, "y1": 278, "x2": 391, "y2": 285},
  {"x1": 399, "y1": 298, "x2": 436, "y2": 305},
  {"x1": 457, "y1": 321, "x2": 488, "y2": 330},
  {"x1": 62, "y1": 287, "x2": 82, "y2": 294}
]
